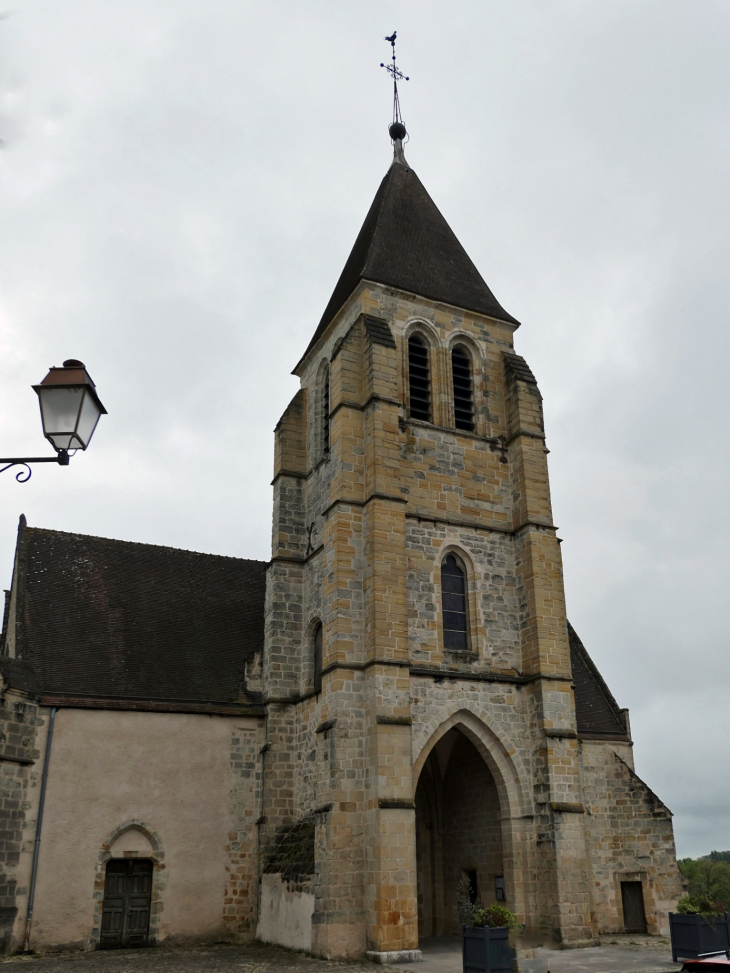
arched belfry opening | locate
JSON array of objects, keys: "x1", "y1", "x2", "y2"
[{"x1": 415, "y1": 728, "x2": 504, "y2": 939}]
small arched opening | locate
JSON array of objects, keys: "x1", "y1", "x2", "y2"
[{"x1": 415, "y1": 728, "x2": 505, "y2": 939}]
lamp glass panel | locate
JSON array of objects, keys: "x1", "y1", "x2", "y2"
[
  {"x1": 75, "y1": 390, "x2": 102, "y2": 448},
  {"x1": 48, "y1": 433, "x2": 75, "y2": 449},
  {"x1": 38, "y1": 387, "x2": 83, "y2": 441}
]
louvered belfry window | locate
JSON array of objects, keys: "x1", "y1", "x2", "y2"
[
  {"x1": 452, "y1": 346, "x2": 474, "y2": 431},
  {"x1": 441, "y1": 554, "x2": 469, "y2": 650},
  {"x1": 322, "y1": 368, "x2": 330, "y2": 453},
  {"x1": 408, "y1": 335, "x2": 431, "y2": 422}
]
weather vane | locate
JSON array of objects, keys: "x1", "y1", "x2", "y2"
[{"x1": 380, "y1": 32, "x2": 409, "y2": 142}]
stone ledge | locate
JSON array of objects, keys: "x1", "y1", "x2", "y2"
[
  {"x1": 366, "y1": 949, "x2": 422, "y2": 964},
  {"x1": 544, "y1": 728, "x2": 577, "y2": 739},
  {"x1": 550, "y1": 801, "x2": 585, "y2": 814},
  {"x1": 316, "y1": 719, "x2": 336, "y2": 734}
]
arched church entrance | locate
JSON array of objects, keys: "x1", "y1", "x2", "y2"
[{"x1": 415, "y1": 728, "x2": 505, "y2": 939}]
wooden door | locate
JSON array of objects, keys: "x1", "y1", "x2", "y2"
[
  {"x1": 621, "y1": 880, "x2": 647, "y2": 933},
  {"x1": 101, "y1": 859, "x2": 152, "y2": 948}
]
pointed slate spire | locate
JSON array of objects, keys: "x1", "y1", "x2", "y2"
[{"x1": 299, "y1": 161, "x2": 519, "y2": 366}]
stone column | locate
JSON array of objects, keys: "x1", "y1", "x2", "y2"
[{"x1": 503, "y1": 353, "x2": 594, "y2": 944}]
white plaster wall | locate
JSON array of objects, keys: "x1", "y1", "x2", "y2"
[
  {"x1": 25, "y1": 709, "x2": 257, "y2": 950},
  {"x1": 257, "y1": 873, "x2": 314, "y2": 952}
]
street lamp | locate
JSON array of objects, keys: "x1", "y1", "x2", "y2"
[{"x1": 0, "y1": 360, "x2": 107, "y2": 482}]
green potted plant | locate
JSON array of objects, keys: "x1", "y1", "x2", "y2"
[{"x1": 458, "y1": 877, "x2": 519, "y2": 973}]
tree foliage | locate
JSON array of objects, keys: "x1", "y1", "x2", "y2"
[{"x1": 678, "y1": 856, "x2": 730, "y2": 914}]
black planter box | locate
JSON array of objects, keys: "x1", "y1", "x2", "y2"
[
  {"x1": 669, "y1": 911, "x2": 730, "y2": 962},
  {"x1": 462, "y1": 924, "x2": 514, "y2": 973}
]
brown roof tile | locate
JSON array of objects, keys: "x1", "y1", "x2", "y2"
[
  {"x1": 569, "y1": 621, "x2": 629, "y2": 739},
  {"x1": 10, "y1": 521, "x2": 266, "y2": 708}
]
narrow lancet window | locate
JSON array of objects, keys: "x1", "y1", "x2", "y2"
[
  {"x1": 313, "y1": 623, "x2": 323, "y2": 693},
  {"x1": 322, "y1": 368, "x2": 330, "y2": 454},
  {"x1": 441, "y1": 554, "x2": 468, "y2": 650},
  {"x1": 452, "y1": 346, "x2": 474, "y2": 431},
  {"x1": 408, "y1": 335, "x2": 431, "y2": 422}
]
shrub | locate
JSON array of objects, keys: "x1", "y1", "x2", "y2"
[
  {"x1": 677, "y1": 894, "x2": 726, "y2": 917},
  {"x1": 471, "y1": 904, "x2": 519, "y2": 928}
]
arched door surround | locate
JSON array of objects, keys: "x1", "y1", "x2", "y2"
[
  {"x1": 91, "y1": 821, "x2": 166, "y2": 949},
  {"x1": 412, "y1": 710, "x2": 531, "y2": 934}
]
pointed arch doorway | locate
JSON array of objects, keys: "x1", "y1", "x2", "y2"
[{"x1": 415, "y1": 728, "x2": 505, "y2": 938}]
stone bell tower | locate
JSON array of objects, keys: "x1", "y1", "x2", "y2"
[{"x1": 258, "y1": 119, "x2": 681, "y2": 957}]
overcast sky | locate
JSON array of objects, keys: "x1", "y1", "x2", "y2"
[{"x1": 1, "y1": 1, "x2": 728, "y2": 859}]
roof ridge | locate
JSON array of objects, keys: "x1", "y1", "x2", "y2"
[
  {"x1": 568, "y1": 621, "x2": 624, "y2": 720},
  {"x1": 23, "y1": 524, "x2": 267, "y2": 566},
  {"x1": 568, "y1": 621, "x2": 628, "y2": 739},
  {"x1": 614, "y1": 752, "x2": 672, "y2": 816}
]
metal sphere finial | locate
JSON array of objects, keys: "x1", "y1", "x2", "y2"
[{"x1": 381, "y1": 31, "x2": 409, "y2": 146}]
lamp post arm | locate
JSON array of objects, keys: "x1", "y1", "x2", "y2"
[{"x1": 0, "y1": 451, "x2": 70, "y2": 482}]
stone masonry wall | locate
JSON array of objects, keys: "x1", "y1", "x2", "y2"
[
  {"x1": 224, "y1": 720, "x2": 265, "y2": 940},
  {"x1": 579, "y1": 741, "x2": 683, "y2": 936},
  {"x1": 266, "y1": 274, "x2": 681, "y2": 954},
  {"x1": 406, "y1": 519, "x2": 521, "y2": 672},
  {"x1": 273, "y1": 280, "x2": 573, "y2": 948},
  {"x1": 415, "y1": 774, "x2": 437, "y2": 939},
  {"x1": 8, "y1": 708, "x2": 262, "y2": 952},
  {"x1": 442, "y1": 735, "x2": 504, "y2": 934},
  {"x1": 0, "y1": 687, "x2": 42, "y2": 953}
]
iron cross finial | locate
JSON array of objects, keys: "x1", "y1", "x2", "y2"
[
  {"x1": 380, "y1": 31, "x2": 409, "y2": 142},
  {"x1": 382, "y1": 32, "x2": 409, "y2": 84}
]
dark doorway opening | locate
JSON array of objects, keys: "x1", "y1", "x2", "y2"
[
  {"x1": 100, "y1": 859, "x2": 153, "y2": 948},
  {"x1": 621, "y1": 880, "x2": 647, "y2": 934},
  {"x1": 415, "y1": 729, "x2": 504, "y2": 938},
  {"x1": 466, "y1": 869, "x2": 479, "y2": 903}
]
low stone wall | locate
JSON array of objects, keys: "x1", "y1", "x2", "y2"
[
  {"x1": 580, "y1": 741, "x2": 683, "y2": 935},
  {"x1": 257, "y1": 817, "x2": 315, "y2": 952},
  {"x1": 257, "y1": 874, "x2": 314, "y2": 952}
]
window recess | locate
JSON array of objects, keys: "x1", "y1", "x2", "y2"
[
  {"x1": 441, "y1": 554, "x2": 469, "y2": 650},
  {"x1": 408, "y1": 336, "x2": 431, "y2": 422},
  {"x1": 313, "y1": 623, "x2": 323, "y2": 694},
  {"x1": 451, "y1": 346, "x2": 474, "y2": 431},
  {"x1": 322, "y1": 369, "x2": 330, "y2": 454}
]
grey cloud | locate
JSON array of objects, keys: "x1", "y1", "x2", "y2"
[{"x1": 0, "y1": 0, "x2": 727, "y2": 856}]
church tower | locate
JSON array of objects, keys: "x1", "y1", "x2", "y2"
[{"x1": 259, "y1": 118, "x2": 681, "y2": 958}]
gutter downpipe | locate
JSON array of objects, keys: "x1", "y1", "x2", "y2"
[{"x1": 23, "y1": 706, "x2": 56, "y2": 953}]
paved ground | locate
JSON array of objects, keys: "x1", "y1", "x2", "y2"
[
  {"x1": 1, "y1": 942, "x2": 374, "y2": 973},
  {"x1": 419, "y1": 934, "x2": 683, "y2": 973},
  {"x1": 0, "y1": 936, "x2": 685, "y2": 973}
]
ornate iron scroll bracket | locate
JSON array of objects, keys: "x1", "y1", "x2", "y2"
[{"x1": 0, "y1": 450, "x2": 70, "y2": 483}]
